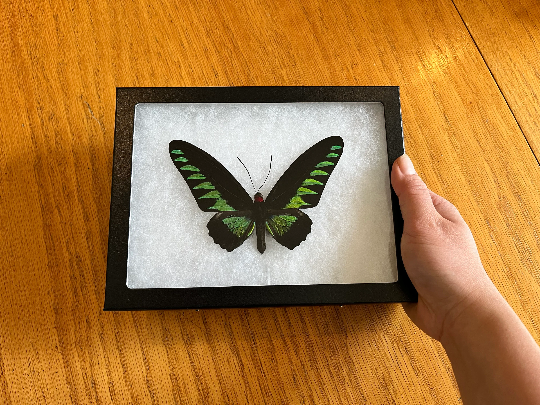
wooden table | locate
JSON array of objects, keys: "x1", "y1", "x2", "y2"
[{"x1": 1, "y1": 0, "x2": 539, "y2": 403}]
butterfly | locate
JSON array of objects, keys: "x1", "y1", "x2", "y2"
[{"x1": 169, "y1": 136, "x2": 344, "y2": 253}]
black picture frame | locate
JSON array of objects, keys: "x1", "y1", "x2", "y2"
[{"x1": 104, "y1": 86, "x2": 417, "y2": 310}]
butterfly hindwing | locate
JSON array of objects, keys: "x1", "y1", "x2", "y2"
[
  {"x1": 265, "y1": 136, "x2": 344, "y2": 210},
  {"x1": 265, "y1": 209, "x2": 313, "y2": 250},
  {"x1": 207, "y1": 212, "x2": 255, "y2": 252},
  {"x1": 169, "y1": 140, "x2": 253, "y2": 212}
]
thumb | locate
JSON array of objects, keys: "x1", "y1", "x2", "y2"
[{"x1": 391, "y1": 155, "x2": 435, "y2": 223}]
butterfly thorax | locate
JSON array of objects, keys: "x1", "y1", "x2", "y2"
[
  {"x1": 253, "y1": 192, "x2": 264, "y2": 203},
  {"x1": 253, "y1": 193, "x2": 267, "y2": 222},
  {"x1": 253, "y1": 193, "x2": 267, "y2": 218}
]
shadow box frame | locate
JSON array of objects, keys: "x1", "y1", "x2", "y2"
[{"x1": 104, "y1": 86, "x2": 417, "y2": 310}]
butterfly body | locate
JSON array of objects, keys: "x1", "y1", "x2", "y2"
[
  {"x1": 170, "y1": 136, "x2": 343, "y2": 253},
  {"x1": 253, "y1": 193, "x2": 267, "y2": 253}
]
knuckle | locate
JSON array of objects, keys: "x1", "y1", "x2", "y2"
[{"x1": 403, "y1": 176, "x2": 429, "y2": 195}]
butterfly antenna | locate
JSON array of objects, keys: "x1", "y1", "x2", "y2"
[
  {"x1": 237, "y1": 157, "x2": 256, "y2": 193},
  {"x1": 257, "y1": 155, "x2": 273, "y2": 192}
]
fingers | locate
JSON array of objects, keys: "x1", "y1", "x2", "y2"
[{"x1": 391, "y1": 155, "x2": 436, "y2": 223}]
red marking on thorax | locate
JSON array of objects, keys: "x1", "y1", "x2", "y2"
[{"x1": 254, "y1": 194, "x2": 264, "y2": 203}]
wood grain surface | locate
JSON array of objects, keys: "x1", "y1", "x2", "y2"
[
  {"x1": 454, "y1": 0, "x2": 540, "y2": 158},
  {"x1": 1, "y1": 0, "x2": 539, "y2": 403}
]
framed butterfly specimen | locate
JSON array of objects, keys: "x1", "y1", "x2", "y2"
[
  {"x1": 104, "y1": 86, "x2": 417, "y2": 310},
  {"x1": 169, "y1": 136, "x2": 344, "y2": 254}
]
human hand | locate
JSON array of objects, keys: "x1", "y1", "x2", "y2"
[{"x1": 391, "y1": 155, "x2": 498, "y2": 341}]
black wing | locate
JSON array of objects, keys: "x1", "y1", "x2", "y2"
[
  {"x1": 265, "y1": 136, "x2": 344, "y2": 210},
  {"x1": 170, "y1": 140, "x2": 254, "y2": 252},
  {"x1": 264, "y1": 137, "x2": 344, "y2": 250},
  {"x1": 207, "y1": 212, "x2": 255, "y2": 252},
  {"x1": 265, "y1": 209, "x2": 313, "y2": 250},
  {"x1": 169, "y1": 140, "x2": 253, "y2": 212}
]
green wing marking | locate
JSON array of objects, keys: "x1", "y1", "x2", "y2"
[
  {"x1": 315, "y1": 161, "x2": 334, "y2": 168},
  {"x1": 302, "y1": 179, "x2": 323, "y2": 186},
  {"x1": 266, "y1": 215, "x2": 298, "y2": 237},
  {"x1": 193, "y1": 182, "x2": 215, "y2": 190},
  {"x1": 285, "y1": 196, "x2": 310, "y2": 209},
  {"x1": 223, "y1": 216, "x2": 255, "y2": 237},
  {"x1": 296, "y1": 187, "x2": 317, "y2": 195},
  {"x1": 199, "y1": 190, "x2": 221, "y2": 199},
  {"x1": 209, "y1": 199, "x2": 235, "y2": 211},
  {"x1": 179, "y1": 165, "x2": 200, "y2": 172},
  {"x1": 187, "y1": 173, "x2": 206, "y2": 180},
  {"x1": 310, "y1": 170, "x2": 329, "y2": 176},
  {"x1": 330, "y1": 145, "x2": 342, "y2": 150}
]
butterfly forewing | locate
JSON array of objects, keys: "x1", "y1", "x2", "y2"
[
  {"x1": 265, "y1": 136, "x2": 344, "y2": 210},
  {"x1": 169, "y1": 140, "x2": 253, "y2": 212}
]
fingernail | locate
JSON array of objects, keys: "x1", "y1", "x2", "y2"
[{"x1": 398, "y1": 154, "x2": 416, "y2": 175}]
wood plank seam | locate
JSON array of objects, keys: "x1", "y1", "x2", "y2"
[{"x1": 450, "y1": 0, "x2": 540, "y2": 167}]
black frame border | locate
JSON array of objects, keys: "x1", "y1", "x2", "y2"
[{"x1": 104, "y1": 86, "x2": 417, "y2": 310}]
